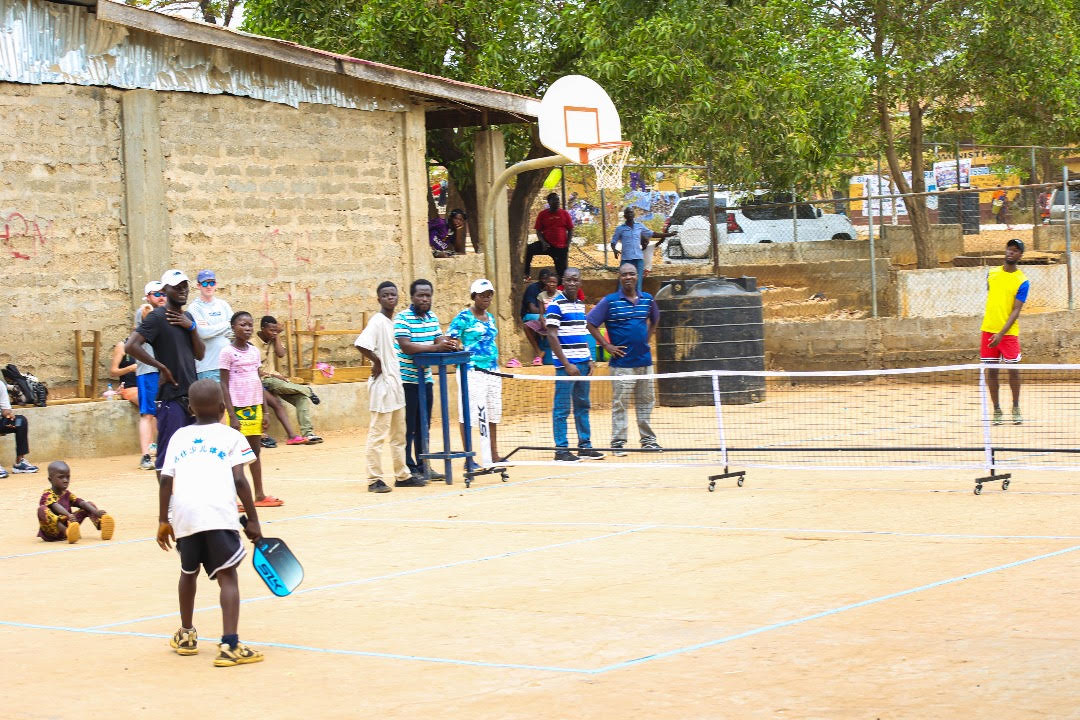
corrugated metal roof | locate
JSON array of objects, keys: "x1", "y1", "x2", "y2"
[{"x1": 0, "y1": 0, "x2": 540, "y2": 119}]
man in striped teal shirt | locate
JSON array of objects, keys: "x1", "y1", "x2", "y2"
[
  {"x1": 394, "y1": 279, "x2": 456, "y2": 484},
  {"x1": 545, "y1": 267, "x2": 604, "y2": 462}
]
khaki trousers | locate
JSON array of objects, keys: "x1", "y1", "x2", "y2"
[{"x1": 366, "y1": 407, "x2": 410, "y2": 482}]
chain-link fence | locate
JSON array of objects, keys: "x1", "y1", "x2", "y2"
[{"x1": 558, "y1": 163, "x2": 1080, "y2": 322}]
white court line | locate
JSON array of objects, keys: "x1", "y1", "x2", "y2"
[
  {"x1": 83, "y1": 524, "x2": 654, "y2": 630},
  {"x1": 0, "y1": 468, "x2": 595, "y2": 561},
  {"x1": 323, "y1": 516, "x2": 1080, "y2": 541}
]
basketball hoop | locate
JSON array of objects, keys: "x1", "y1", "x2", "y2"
[{"x1": 584, "y1": 140, "x2": 632, "y2": 190}]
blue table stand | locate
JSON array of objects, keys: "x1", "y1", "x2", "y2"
[{"x1": 414, "y1": 351, "x2": 475, "y2": 485}]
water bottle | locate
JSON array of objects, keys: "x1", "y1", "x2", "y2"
[{"x1": 103, "y1": 383, "x2": 117, "y2": 400}]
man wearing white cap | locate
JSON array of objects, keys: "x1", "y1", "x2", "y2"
[
  {"x1": 125, "y1": 269, "x2": 205, "y2": 473},
  {"x1": 132, "y1": 280, "x2": 168, "y2": 470},
  {"x1": 188, "y1": 269, "x2": 234, "y2": 382},
  {"x1": 446, "y1": 278, "x2": 503, "y2": 466}
]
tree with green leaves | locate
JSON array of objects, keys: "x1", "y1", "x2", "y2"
[
  {"x1": 581, "y1": 0, "x2": 866, "y2": 194},
  {"x1": 242, "y1": 0, "x2": 585, "y2": 282}
]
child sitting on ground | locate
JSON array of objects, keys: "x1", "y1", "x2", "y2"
[
  {"x1": 37, "y1": 461, "x2": 114, "y2": 543},
  {"x1": 157, "y1": 378, "x2": 265, "y2": 667}
]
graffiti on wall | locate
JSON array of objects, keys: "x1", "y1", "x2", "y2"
[{"x1": 1, "y1": 212, "x2": 51, "y2": 261}]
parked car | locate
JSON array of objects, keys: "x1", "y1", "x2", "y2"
[
  {"x1": 1047, "y1": 187, "x2": 1080, "y2": 225},
  {"x1": 662, "y1": 192, "x2": 857, "y2": 259}
]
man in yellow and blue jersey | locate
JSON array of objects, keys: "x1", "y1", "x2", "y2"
[{"x1": 980, "y1": 238, "x2": 1029, "y2": 424}]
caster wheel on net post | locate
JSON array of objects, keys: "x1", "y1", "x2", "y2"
[
  {"x1": 1002, "y1": 479, "x2": 1010, "y2": 491},
  {"x1": 500, "y1": 472, "x2": 509, "y2": 482},
  {"x1": 464, "y1": 478, "x2": 472, "y2": 489},
  {"x1": 737, "y1": 477, "x2": 744, "y2": 487},
  {"x1": 708, "y1": 481, "x2": 716, "y2": 493},
  {"x1": 974, "y1": 484, "x2": 983, "y2": 495}
]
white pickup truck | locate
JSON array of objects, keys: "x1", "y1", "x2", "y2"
[{"x1": 663, "y1": 192, "x2": 857, "y2": 258}]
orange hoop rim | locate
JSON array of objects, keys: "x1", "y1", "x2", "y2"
[{"x1": 578, "y1": 140, "x2": 632, "y2": 164}]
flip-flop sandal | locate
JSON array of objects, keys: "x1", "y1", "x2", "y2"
[
  {"x1": 254, "y1": 496, "x2": 285, "y2": 507},
  {"x1": 98, "y1": 514, "x2": 115, "y2": 540}
]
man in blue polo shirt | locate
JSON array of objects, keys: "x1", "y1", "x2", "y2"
[
  {"x1": 610, "y1": 207, "x2": 674, "y2": 293},
  {"x1": 546, "y1": 267, "x2": 603, "y2": 463},
  {"x1": 394, "y1": 278, "x2": 456, "y2": 485},
  {"x1": 587, "y1": 262, "x2": 661, "y2": 455}
]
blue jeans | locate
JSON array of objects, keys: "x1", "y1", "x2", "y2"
[{"x1": 553, "y1": 361, "x2": 592, "y2": 449}]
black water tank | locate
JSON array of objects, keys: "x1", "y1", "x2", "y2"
[
  {"x1": 938, "y1": 192, "x2": 980, "y2": 235},
  {"x1": 654, "y1": 276, "x2": 765, "y2": 406}
]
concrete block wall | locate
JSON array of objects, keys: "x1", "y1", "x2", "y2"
[
  {"x1": 0, "y1": 82, "x2": 445, "y2": 390},
  {"x1": 765, "y1": 308, "x2": 1080, "y2": 370},
  {"x1": 895, "y1": 256, "x2": 1080, "y2": 318},
  {"x1": 0, "y1": 83, "x2": 130, "y2": 381},
  {"x1": 878, "y1": 224, "x2": 963, "y2": 266}
]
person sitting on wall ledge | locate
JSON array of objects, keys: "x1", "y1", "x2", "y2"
[
  {"x1": 0, "y1": 380, "x2": 38, "y2": 478},
  {"x1": 253, "y1": 316, "x2": 322, "y2": 445}
]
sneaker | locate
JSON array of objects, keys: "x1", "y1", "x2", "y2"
[
  {"x1": 303, "y1": 433, "x2": 323, "y2": 444},
  {"x1": 65, "y1": 521, "x2": 81, "y2": 544},
  {"x1": 1012, "y1": 407, "x2": 1023, "y2": 425},
  {"x1": 213, "y1": 642, "x2": 263, "y2": 667},
  {"x1": 427, "y1": 469, "x2": 446, "y2": 481},
  {"x1": 554, "y1": 450, "x2": 581, "y2": 462},
  {"x1": 641, "y1": 441, "x2": 663, "y2": 452},
  {"x1": 97, "y1": 513, "x2": 115, "y2": 540},
  {"x1": 577, "y1": 449, "x2": 604, "y2": 460},
  {"x1": 611, "y1": 444, "x2": 628, "y2": 457},
  {"x1": 0, "y1": 466, "x2": 7, "y2": 479},
  {"x1": 260, "y1": 436, "x2": 277, "y2": 449},
  {"x1": 170, "y1": 627, "x2": 199, "y2": 656},
  {"x1": 140, "y1": 454, "x2": 154, "y2": 471},
  {"x1": 148, "y1": 442, "x2": 157, "y2": 457},
  {"x1": 395, "y1": 476, "x2": 428, "y2": 488},
  {"x1": 285, "y1": 435, "x2": 308, "y2": 445},
  {"x1": 368, "y1": 479, "x2": 392, "y2": 493},
  {"x1": 992, "y1": 408, "x2": 1004, "y2": 425},
  {"x1": 308, "y1": 391, "x2": 321, "y2": 406},
  {"x1": 12, "y1": 460, "x2": 38, "y2": 473}
]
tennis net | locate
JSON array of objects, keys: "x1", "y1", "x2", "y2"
[{"x1": 466, "y1": 364, "x2": 1080, "y2": 481}]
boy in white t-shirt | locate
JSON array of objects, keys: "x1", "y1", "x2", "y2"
[
  {"x1": 354, "y1": 281, "x2": 410, "y2": 493},
  {"x1": 156, "y1": 379, "x2": 265, "y2": 667}
]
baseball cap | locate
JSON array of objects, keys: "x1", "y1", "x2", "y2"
[
  {"x1": 1006, "y1": 238, "x2": 1025, "y2": 252},
  {"x1": 197, "y1": 269, "x2": 216, "y2": 283},
  {"x1": 161, "y1": 269, "x2": 190, "y2": 287},
  {"x1": 144, "y1": 280, "x2": 164, "y2": 295},
  {"x1": 470, "y1": 278, "x2": 495, "y2": 295}
]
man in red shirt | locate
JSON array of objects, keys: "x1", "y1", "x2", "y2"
[{"x1": 525, "y1": 193, "x2": 574, "y2": 280}]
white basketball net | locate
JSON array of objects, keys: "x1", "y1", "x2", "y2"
[{"x1": 587, "y1": 142, "x2": 632, "y2": 190}]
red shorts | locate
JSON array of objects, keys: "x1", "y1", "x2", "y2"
[{"x1": 980, "y1": 331, "x2": 1021, "y2": 363}]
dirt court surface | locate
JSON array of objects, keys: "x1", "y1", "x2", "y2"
[{"x1": 3, "y1": 430, "x2": 1079, "y2": 719}]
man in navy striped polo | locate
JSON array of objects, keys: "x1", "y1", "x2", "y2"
[
  {"x1": 587, "y1": 262, "x2": 660, "y2": 456},
  {"x1": 394, "y1": 278, "x2": 456, "y2": 484},
  {"x1": 545, "y1": 267, "x2": 604, "y2": 462}
]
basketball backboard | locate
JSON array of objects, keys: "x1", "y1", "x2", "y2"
[{"x1": 538, "y1": 75, "x2": 622, "y2": 164}]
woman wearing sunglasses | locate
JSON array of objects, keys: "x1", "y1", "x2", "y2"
[{"x1": 188, "y1": 269, "x2": 234, "y2": 383}]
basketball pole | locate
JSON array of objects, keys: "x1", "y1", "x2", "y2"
[{"x1": 481, "y1": 154, "x2": 567, "y2": 357}]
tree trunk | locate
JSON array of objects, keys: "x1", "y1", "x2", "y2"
[
  {"x1": 428, "y1": 128, "x2": 481, "y2": 253},
  {"x1": 877, "y1": 90, "x2": 935, "y2": 269}
]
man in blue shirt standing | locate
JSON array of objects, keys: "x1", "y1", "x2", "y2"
[
  {"x1": 610, "y1": 207, "x2": 673, "y2": 293},
  {"x1": 587, "y1": 263, "x2": 661, "y2": 455}
]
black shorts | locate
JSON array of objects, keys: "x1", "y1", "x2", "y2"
[{"x1": 177, "y1": 529, "x2": 245, "y2": 579}]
